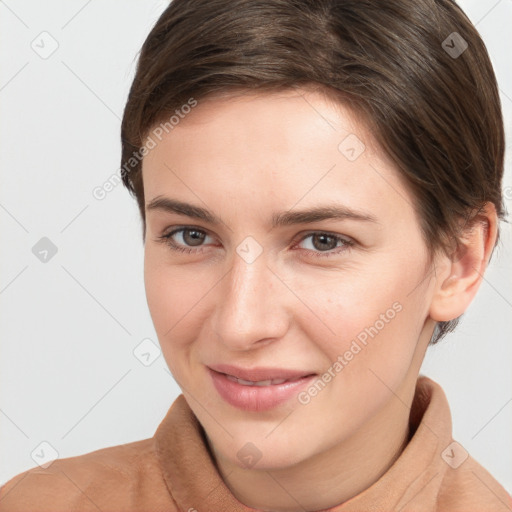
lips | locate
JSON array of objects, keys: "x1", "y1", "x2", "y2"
[
  {"x1": 208, "y1": 364, "x2": 317, "y2": 411},
  {"x1": 209, "y1": 363, "x2": 315, "y2": 382}
]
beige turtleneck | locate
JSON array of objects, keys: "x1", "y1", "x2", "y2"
[{"x1": 1, "y1": 376, "x2": 510, "y2": 511}]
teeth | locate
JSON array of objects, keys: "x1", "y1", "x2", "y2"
[
  {"x1": 254, "y1": 379, "x2": 272, "y2": 386},
  {"x1": 238, "y1": 378, "x2": 258, "y2": 386},
  {"x1": 226, "y1": 375, "x2": 293, "y2": 386}
]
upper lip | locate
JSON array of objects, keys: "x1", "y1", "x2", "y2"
[{"x1": 208, "y1": 363, "x2": 316, "y2": 382}]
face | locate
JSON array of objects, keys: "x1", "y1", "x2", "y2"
[{"x1": 142, "y1": 87, "x2": 436, "y2": 470}]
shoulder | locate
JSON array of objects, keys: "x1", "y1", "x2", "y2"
[
  {"x1": 0, "y1": 438, "x2": 178, "y2": 512},
  {"x1": 438, "y1": 450, "x2": 512, "y2": 511}
]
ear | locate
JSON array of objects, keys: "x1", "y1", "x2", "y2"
[{"x1": 429, "y1": 203, "x2": 498, "y2": 322}]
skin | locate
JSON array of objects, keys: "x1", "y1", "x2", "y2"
[{"x1": 142, "y1": 86, "x2": 497, "y2": 511}]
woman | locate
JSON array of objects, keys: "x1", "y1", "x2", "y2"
[{"x1": 1, "y1": 0, "x2": 510, "y2": 510}]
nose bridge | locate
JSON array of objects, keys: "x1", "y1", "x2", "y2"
[{"x1": 214, "y1": 249, "x2": 287, "y2": 349}]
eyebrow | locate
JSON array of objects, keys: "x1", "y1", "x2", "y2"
[{"x1": 146, "y1": 197, "x2": 379, "y2": 228}]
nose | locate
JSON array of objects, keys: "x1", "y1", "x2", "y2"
[{"x1": 212, "y1": 249, "x2": 289, "y2": 351}]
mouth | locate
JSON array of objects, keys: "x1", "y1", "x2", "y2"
[
  {"x1": 224, "y1": 374, "x2": 307, "y2": 386},
  {"x1": 207, "y1": 364, "x2": 317, "y2": 412}
]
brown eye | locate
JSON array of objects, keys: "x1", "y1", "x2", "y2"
[
  {"x1": 296, "y1": 232, "x2": 354, "y2": 258},
  {"x1": 158, "y1": 227, "x2": 213, "y2": 254},
  {"x1": 310, "y1": 234, "x2": 339, "y2": 251},
  {"x1": 181, "y1": 229, "x2": 206, "y2": 246}
]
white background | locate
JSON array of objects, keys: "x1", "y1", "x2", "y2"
[{"x1": 1, "y1": 0, "x2": 511, "y2": 494}]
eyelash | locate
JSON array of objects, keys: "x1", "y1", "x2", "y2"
[{"x1": 157, "y1": 227, "x2": 355, "y2": 258}]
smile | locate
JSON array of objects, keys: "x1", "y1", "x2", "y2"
[
  {"x1": 208, "y1": 365, "x2": 317, "y2": 412},
  {"x1": 225, "y1": 375, "x2": 305, "y2": 386}
]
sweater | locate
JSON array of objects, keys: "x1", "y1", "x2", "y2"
[{"x1": 1, "y1": 375, "x2": 511, "y2": 511}]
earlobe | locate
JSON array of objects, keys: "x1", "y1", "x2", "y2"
[{"x1": 429, "y1": 203, "x2": 497, "y2": 322}]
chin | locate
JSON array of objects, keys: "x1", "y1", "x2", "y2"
[{"x1": 213, "y1": 424, "x2": 318, "y2": 471}]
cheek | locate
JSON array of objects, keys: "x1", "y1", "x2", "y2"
[
  {"x1": 309, "y1": 292, "x2": 412, "y2": 380},
  {"x1": 144, "y1": 252, "x2": 194, "y2": 351},
  {"x1": 144, "y1": 250, "x2": 216, "y2": 371},
  {"x1": 303, "y1": 261, "x2": 427, "y2": 387},
  {"x1": 296, "y1": 288, "x2": 420, "y2": 440},
  {"x1": 144, "y1": 254, "x2": 172, "y2": 334}
]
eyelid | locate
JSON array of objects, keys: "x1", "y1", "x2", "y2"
[
  {"x1": 162, "y1": 225, "x2": 211, "y2": 238},
  {"x1": 292, "y1": 229, "x2": 354, "y2": 244}
]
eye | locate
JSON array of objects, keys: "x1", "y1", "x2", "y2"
[
  {"x1": 157, "y1": 227, "x2": 214, "y2": 254},
  {"x1": 156, "y1": 227, "x2": 354, "y2": 258},
  {"x1": 293, "y1": 232, "x2": 354, "y2": 258}
]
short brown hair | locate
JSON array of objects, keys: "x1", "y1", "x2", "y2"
[{"x1": 120, "y1": 0, "x2": 505, "y2": 344}]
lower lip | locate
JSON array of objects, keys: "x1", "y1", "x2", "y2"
[{"x1": 208, "y1": 368, "x2": 316, "y2": 412}]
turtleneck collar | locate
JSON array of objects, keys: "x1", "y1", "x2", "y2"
[{"x1": 154, "y1": 375, "x2": 510, "y2": 511}]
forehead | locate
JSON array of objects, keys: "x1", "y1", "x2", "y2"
[
  {"x1": 153, "y1": 88, "x2": 376, "y2": 147},
  {"x1": 141, "y1": 88, "x2": 415, "y2": 228}
]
